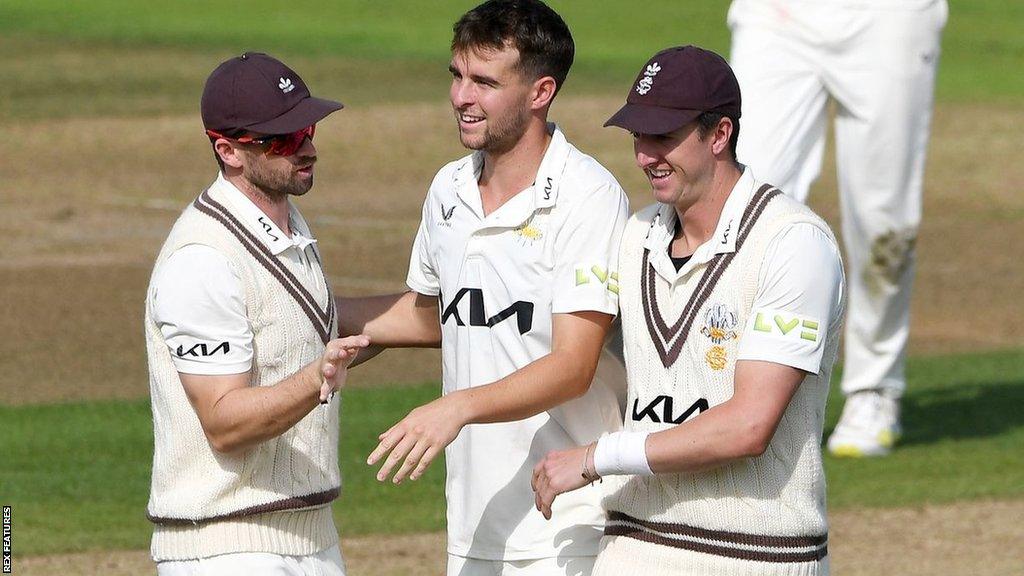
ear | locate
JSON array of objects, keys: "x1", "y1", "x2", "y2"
[
  {"x1": 213, "y1": 138, "x2": 245, "y2": 170},
  {"x1": 711, "y1": 117, "x2": 734, "y2": 156},
  {"x1": 529, "y1": 76, "x2": 558, "y2": 111}
]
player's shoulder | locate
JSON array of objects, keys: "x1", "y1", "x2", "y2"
[
  {"x1": 427, "y1": 154, "x2": 475, "y2": 198},
  {"x1": 758, "y1": 182, "x2": 835, "y2": 238},
  {"x1": 561, "y1": 141, "x2": 623, "y2": 196}
]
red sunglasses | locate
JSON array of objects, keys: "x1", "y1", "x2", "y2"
[{"x1": 206, "y1": 124, "x2": 315, "y2": 157}]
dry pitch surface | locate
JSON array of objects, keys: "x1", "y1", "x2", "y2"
[
  {"x1": 1, "y1": 96, "x2": 1021, "y2": 404},
  {"x1": 2, "y1": 96, "x2": 1022, "y2": 572},
  {"x1": 14, "y1": 500, "x2": 1024, "y2": 576}
]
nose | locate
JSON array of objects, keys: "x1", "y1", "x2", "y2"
[
  {"x1": 450, "y1": 78, "x2": 473, "y2": 109},
  {"x1": 297, "y1": 134, "x2": 316, "y2": 157},
  {"x1": 634, "y1": 136, "x2": 659, "y2": 168}
]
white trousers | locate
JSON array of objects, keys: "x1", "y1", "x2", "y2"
[
  {"x1": 447, "y1": 554, "x2": 597, "y2": 576},
  {"x1": 156, "y1": 544, "x2": 345, "y2": 576},
  {"x1": 728, "y1": 0, "x2": 948, "y2": 396}
]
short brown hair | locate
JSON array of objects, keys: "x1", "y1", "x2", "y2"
[{"x1": 452, "y1": 0, "x2": 575, "y2": 96}]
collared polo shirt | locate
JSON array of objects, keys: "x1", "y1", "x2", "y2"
[
  {"x1": 406, "y1": 125, "x2": 630, "y2": 560},
  {"x1": 642, "y1": 168, "x2": 845, "y2": 374},
  {"x1": 151, "y1": 173, "x2": 326, "y2": 375}
]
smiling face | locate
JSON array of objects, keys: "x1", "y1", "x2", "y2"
[
  {"x1": 449, "y1": 46, "x2": 535, "y2": 154},
  {"x1": 633, "y1": 122, "x2": 716, "y2": 207},
  {"x1": 633, "y1": 116, "x2": 736, "y2": 209}
]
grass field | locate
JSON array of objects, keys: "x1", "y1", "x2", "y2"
[
  {"x1": 3, "y1": 350, "x2": 1022, "y2": 555},
  {"x1": 0, "y1": 0, "x2": 1022, "y2": 573},
  {"x1": 1, "y1": 0, "x2": 1022, "y2": 122}
]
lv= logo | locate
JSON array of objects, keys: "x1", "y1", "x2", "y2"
[
  {"x1": 753, "y1": 311, "x2": 819, "y2": 342},
  {"x1": 575, "y1": 265, "x2": 619, "y2": 294}
]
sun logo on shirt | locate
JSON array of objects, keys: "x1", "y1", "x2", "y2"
[
  {"x1": 701, "y1": 303, "x2": 739, "y2": 371},
  {"x1": 514, "y1": 215, "x2": 544, "y2": 245}
]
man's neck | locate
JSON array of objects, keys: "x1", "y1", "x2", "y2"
[
  {"x1": 478, "y1": 121, "x2": 552, "y2": 216},
  {"x1": 671, "y1": 162, "x2": 743, "y2": 257},
  {"x1": 224, "y1": 172, "x2": 292, "y2": 237}
]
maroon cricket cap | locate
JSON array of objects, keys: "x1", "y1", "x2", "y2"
[
  {"x1": 604, "y1": 45, "x2": 741, "y2": 135},
  {"x1": 201, "y1": 52, "x2": 343, "y2": 135}
]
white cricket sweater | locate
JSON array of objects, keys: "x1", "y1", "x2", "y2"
[
  {"x1": 602, "y1": 184, "x2": 842, "y2": 575},
  {"x1": 144, "y1": 184, "x2": 340, "y2": 561}
]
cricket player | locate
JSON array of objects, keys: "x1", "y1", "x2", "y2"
[
  {"x1": 145, "y1": 52, "x2": 368, "y2": 575},
  {"x1": 533, "y1": 46, "x2": 846, "y2": 575},
  {"x1": 728, "y1": 0, "x2": 948, "y2": 456},
  {"x1": 337, "y1": 1, "x2": 629, "y2": 573}
]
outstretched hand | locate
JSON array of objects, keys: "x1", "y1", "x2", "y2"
[
  {"x1": 319, "y1": 335, "x2": 371, "y2": 402},
  {"x1": 532, "y1": 443, "x2": 596, "y2": 520},
  {"x1": 367, "y1": 395, "x2": 467, "y2": 484}
]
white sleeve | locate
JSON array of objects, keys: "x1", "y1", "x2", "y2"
[
  {"x1": 405, "y1": 196, "x2": 440, "y2": 296},
  {"x1": 551, "y1": 183, "x2": 630, "y2": 315},
  {"x1": 151, "y1": 245, "x2": 253, "y2": 375},
  {"x1": 736, "y1": 223, "x2": 845, "y2": 374}
]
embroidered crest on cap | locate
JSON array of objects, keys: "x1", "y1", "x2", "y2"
[
  {"x1": 279, "y1": 77, "x2": 295, "y2": 93},
  {"x1": 636, "y1": 63, "x2": 661, "y2": 96}
]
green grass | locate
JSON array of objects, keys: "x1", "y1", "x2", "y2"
[
  {"x1": 0, "y1": 383, "x2": 445, "y2": 555},
  {"x1": 2, "y1": 349, "x2": 1023, "y2": 555},
  {"x1": 825, "y1": 349, "x2": 1024, "y2": 508},
  {"x1": 0, "y1": 0, "x2": 1019, "y2": 122}
]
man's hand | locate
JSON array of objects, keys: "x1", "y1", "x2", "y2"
[
  {"x1": 319, "y1": 335, "x2": 371, "y2": 402},
  {"x1": 367, "y1": 394, "x2": 468, "y2": 484},
  {"x1": 532, "y1": 444, "x2": 595, "y2": 520}
]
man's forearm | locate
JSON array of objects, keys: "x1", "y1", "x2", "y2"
[
  {"x1": 204, "y1": 361, "x2": 324, "y2": 453},
  {"x1": 644, "y1": 361, "x2": 804, "y2": 474},
  {"x1": 337, "y1": 291, "x2": 441, "y2": 347},
  {"x1": 456, "y1": 349, "x2": 597, "y2": 425}
]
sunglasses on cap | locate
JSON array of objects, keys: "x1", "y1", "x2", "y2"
[{"x1": 206, "y1": 124, "x2": 315, "y2": 157}]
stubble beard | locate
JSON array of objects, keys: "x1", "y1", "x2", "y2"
[
  {"x1": 460, "y1": 106, "x2": 532, "y2": 155},
  {"x1": 243, "y1": 153, "x2": 314, "y2": 199}
]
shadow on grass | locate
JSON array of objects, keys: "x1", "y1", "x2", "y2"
[{"x1": 899, "y1": 379, "x2": 1024, "y2": 446}]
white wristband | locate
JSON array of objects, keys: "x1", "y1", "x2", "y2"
[{"x1": 593, "y1": 431, "x2": 653, "y2": 477}]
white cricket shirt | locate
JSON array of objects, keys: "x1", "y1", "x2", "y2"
[
  {"x1": 151, "y1": 173, "x2": 325, "y2": 375},
  {"x1": 407, "y1": 125, "x2": 630, "y2": 560}
]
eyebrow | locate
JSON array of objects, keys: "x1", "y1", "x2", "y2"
[{"x1": 448, "y1": 62, "x2": 501, "y2": 86}]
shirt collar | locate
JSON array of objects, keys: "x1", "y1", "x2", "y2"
[
  {"x1": 211, "y1": 173, "x2": 317, "y2": 256},
  {"x1": 452, "y1": 123, "x2": 572, "y2": 225},
  {"x1": 643, "y1": 166, "x2": 755, "y2": 279}
]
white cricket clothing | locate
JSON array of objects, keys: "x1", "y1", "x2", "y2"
[
  {"x1": 643, "y1": 173, "x2": 845, "y2": 374},
  {"x1": 407, "y1": 124, "x2": 629, "y2": 560},
  {"x1": 446, "y1": 553, "x2": 597, "y2": 576},
  {"x1": 157, "y1": 543, "x2": 345, "y2": 576},
  {"x1": 599, "y1": 171, "x2": 845, "y2": 575},
  {"x1": 592, "y1": 431, "x2": 653, "y2": 477},
  {"x1": 729, "y1": 0, "x2": 947, "y2": 397},
  {"x1": 151, "y1": 173, "x2": 324, "y2": 375},
  {"x1": 145, "y1": 174, "x2": 340, "y2": 561}
]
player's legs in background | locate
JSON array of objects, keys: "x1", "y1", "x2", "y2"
[
  {"x1": 728, "y1": 0, "x2": 829, "y2": 202},
  {"x1": 825, "y1": 1, "x2": 947, "y2": 457}
]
